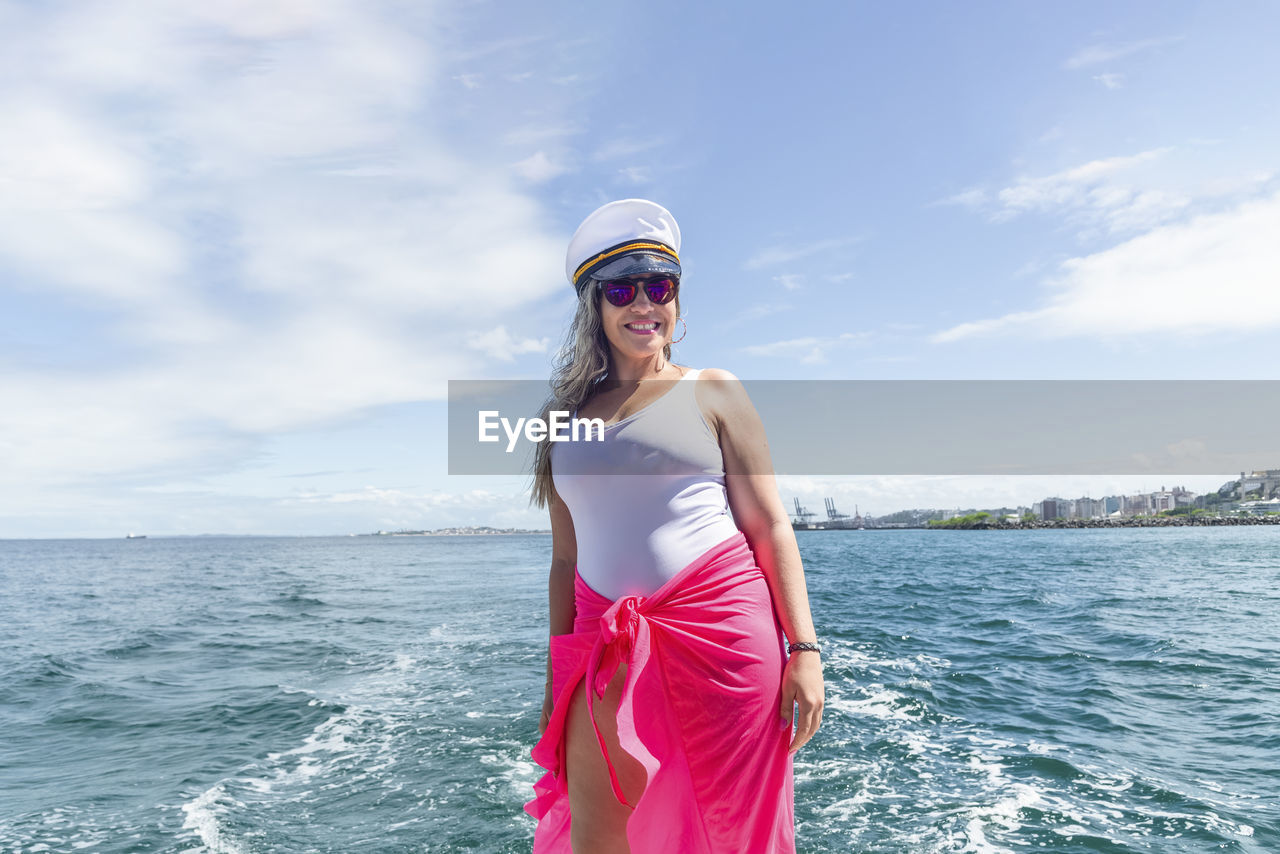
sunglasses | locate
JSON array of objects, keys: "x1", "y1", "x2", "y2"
[{"x1": 598, "y1": 276, "x2": 679, "y2": 308}]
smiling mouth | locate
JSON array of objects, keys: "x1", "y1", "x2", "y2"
[{"x1": 625, "y1": 322, "x2": 659, "y2": 333}]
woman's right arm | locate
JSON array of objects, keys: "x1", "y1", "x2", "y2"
[{"x1": 540, "y1": 487, "x2": 578, "y2": 734}]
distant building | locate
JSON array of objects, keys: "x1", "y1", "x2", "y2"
[
  {"x1": 1239, "y1": 497, "x2": 1280, "y2": 515},
  {"x1": 1124, "y1": 493, "x2": 1152, "y2": 515},
  {"x1": 1239, "y1": 470, "x2": 1280, "y2": 500},
  {"x1": 1144, "y1": 485, "x2": 1198, "y2": 513},
  {"x1": 1072, "y1": 497, "x2": 1104, "y2": 519},
  {"x1": 1039, "y1": 498, "x2": 1063, "y2": 521}
]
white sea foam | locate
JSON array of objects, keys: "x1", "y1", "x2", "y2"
[
  {"x1": 480, "y1": 749, "x2": 542, "y2": 799},
  {"x1": 959, "y1": 816, "x2": 1008, "y2": 854},
  {"x1": 180, "y1": 784, "x2": 249, "y2": 854},
  {"x1": 172, "y1": 648, "x2": 418, "y2": 846},
  {"x1": 814, "y1": 795, "x2": 870, "y2": 827},
  {"x1": 804, "y1": 641, "x2": 1230, "y2": 853},
  {"x1": 897, "y1": 728, "x2": 934, "y2": 757},
  {"x1": 0, "y1": 807, "x2": 125, "y2": 854},
  {"x1": 825, "y1": 645, "x2": 950, "y2": 674},
  {"x1": 825, "y1": 686, "x2": 918, "y2": 721}
]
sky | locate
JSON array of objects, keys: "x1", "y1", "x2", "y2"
[{"x1": 2, "y1": 1, "x2": 1277, "y2": 538}]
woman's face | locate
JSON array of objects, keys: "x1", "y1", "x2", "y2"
[{"x1": 597, "y1": 274, "x2": 679, "y2": 364}]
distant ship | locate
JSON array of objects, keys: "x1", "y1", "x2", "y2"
[{"x1": 125, "y1": 533, "x2": 147, "y2": 539}]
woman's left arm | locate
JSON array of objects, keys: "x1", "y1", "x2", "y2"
[{"x1": 700, "y1": 369, "x2": 824, "y2": 754}]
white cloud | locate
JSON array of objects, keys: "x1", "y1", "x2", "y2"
[
  {"x1": 978, "y1": 148, "x2": 1200, "y2": 236},
  {"x1": 466, "y1": 326, "x2": 550, "y2": 362},
  {"x1": 513, "y1": 150, "x2": 569, "y2": 182},
  {"x1": 1064, "y1": 36, "x2": 1184, "y2": 69},
  {"x1": 445, "y1": 33, "x2": 548, "y2": 64},
  {"x1": 774, "y1": 274, "x2": 804, "y2": 291},
  {"x1": 616, "y1": 166, "x2": 649, "y2": 184},
  {"x1": 0, "y1": 1, "x2": 567, "y2": 508},
  {"x1": 933, "y1": 188, "x2": 1280, "y2": 342},
  {"x1": 741, "y1": 332, "x2": 872, "y2": 365},
  {"x1": 0, "y1": 99, "x2": 183, "y2": 302},
  {"x1": 279, "y1": 483, "x2": 550, "y2": 533},
  {"x1": 934, "y1": 187, "x2": 987, "y2": 209},
  {"x1": 743, "y1": 237, "x2": 859, "y2": 270},
  {"x1": 286, "y1": 485, "x2": 544, "y2": 526},
  {"x1": 0, "y1": 478, "x2": 551, "y2": 538},
  {"x1": 593, "y1": 137, "x2": 666, "y2": 161},
  {"x1": 503, "y1": 123, "x2": 582, "y2": 145},
  {"x1": 1038, "y1": 125, "x2": 1065, "y2": 144},
  {"x1": 948, "y1": 148, "x2": 1277, "y2": 250},
  {"x1": 1093, "y1": 73, "x2": 1124, "y2": 89},
  {"x1": 716, "y1": 302, "x2": 795, "y2": 330},
  {"x1": 996, "y1": 149, "x2": 1169, "y2": 212}
]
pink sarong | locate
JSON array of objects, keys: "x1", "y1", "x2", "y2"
[{"x1": 525, "y1": 531, "x2": 795, "y2": 853}]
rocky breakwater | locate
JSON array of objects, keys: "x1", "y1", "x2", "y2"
[{"x1": 945, "y1": 516, "x2": 1280, "y2": 530}]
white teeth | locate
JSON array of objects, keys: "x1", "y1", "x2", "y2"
[{"x1": 629, "y1": 322, "x2": 656, "y2": 330}]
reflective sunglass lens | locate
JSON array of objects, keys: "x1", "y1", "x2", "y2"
[
  {"x1": 603, "y1": 283, "x2": 638, "y2": 306},
  {"x1": 644, "y1": 279, "x2": 676, "y2": 304}
]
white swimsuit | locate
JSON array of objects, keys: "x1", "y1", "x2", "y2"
[{"x1": 551, "y1": 368, "x2": 741, "y2": 600}]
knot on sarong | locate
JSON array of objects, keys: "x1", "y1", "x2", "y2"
[
  {"x1": 594, "y1": 595, "x2": 642, "y2": 698},
  {"x1": 584, "y1": 592, "x2": 654, "y2": 807},
  {"x1": 600, "y1": 595, "x2": 641, "y2": 642}
]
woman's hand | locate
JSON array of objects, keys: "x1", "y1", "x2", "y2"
[
  {"x1": 779, "y1": 651, "x2": 824, "y2": 753},
  {"x1": 539, "y1": 680, "x2": 554, "y2": 735}
]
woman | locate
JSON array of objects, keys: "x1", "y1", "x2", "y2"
[{"x1": 525, "y1": 199, "x2": 824, "y2": 853}]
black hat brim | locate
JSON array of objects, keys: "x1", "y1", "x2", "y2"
[{"x1": 589, "y1": 252, "x2": 681, "y2": 282}]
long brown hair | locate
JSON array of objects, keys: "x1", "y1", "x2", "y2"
[{"x1": 529, "y1": 286, "x2": 679, "y2": 508}]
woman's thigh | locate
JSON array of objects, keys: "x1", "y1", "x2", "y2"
[{"x1": 564, "y1": 663, "x2": 647, "y2": 834}]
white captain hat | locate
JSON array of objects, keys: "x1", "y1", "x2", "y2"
[{"x1": 565, "y1": 199, "x2": 682, "y2": 295}]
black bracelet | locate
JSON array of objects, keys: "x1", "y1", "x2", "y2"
[{"x1": 787, "y1": 641, "x2": 821, "y2": 655}]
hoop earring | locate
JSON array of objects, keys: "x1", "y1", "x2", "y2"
[{"x1": 671, "y1": 316, "x2": 687, "y2": 344}]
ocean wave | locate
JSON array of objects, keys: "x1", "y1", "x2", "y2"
[{"x1": 180, "y1": 784, "x2": 251, "y2": 854}]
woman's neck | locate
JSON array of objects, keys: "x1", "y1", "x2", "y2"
[{"x1": 606, "y1": 354, "x2": 675, "y2": 384}]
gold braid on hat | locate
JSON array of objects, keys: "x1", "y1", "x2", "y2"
[{"x1": 573, "y1": 240, "x2": 680, "y2": 292}]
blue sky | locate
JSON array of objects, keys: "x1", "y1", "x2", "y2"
[{"x1": 2, "y1": 1, "x2": 1276, "y2": 537}]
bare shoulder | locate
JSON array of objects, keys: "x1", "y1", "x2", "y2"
[
  {"x1": 697, "y1": 366, "x2": 739, "y2": 383},
  {"x1": 693, "y1": 367, "x2": 757, "y2": 435},
  {"x1": 695, "y1": 367, "x2": 749, "y2": 402}
]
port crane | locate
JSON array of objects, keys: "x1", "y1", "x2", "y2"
[
  {"x1": 824, "y1": 498, "x2": 850, "y2": 523},
  {"x1": 792, "y1": 497, "x2": 817, "y2": 527}
]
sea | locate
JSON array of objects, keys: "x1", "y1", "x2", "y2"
[{"x1": 1, "y1": 527, "x2": 1276, "y2": 853}]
